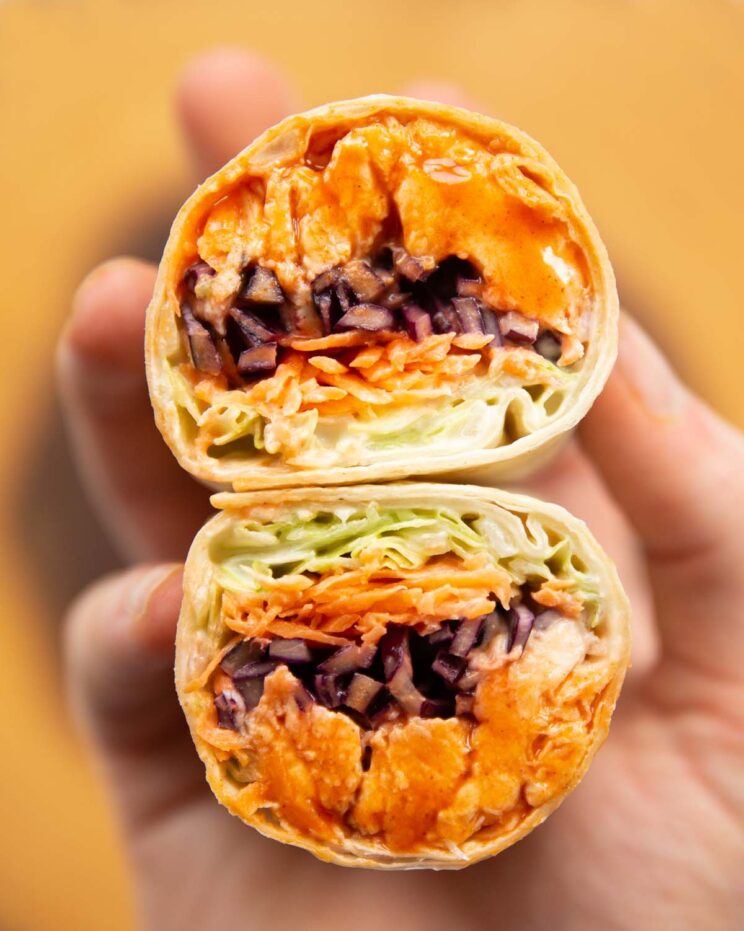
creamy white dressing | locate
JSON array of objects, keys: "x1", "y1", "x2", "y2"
[{"x1": 469, "y1": 618, "x2": 602, "y2": 686}]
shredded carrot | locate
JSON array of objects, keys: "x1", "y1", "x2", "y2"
[
  {"x1": 348, "y1": 345, "x2": 384, "y2": 369},
  {"x1": 220, "y1": 554, "x2": 512, "y2": 645},
  {"x1": 285, "y1": 332, "x2": 373, "y2": 351},
  {"x1": 532, "y1": 579, "x2": 584, "y2": 619},
  {"x1": 213, "y1": 669, "x2": 233, "y2": 692},
  {"x1": 313, "y1": 397, "x2": 363, "y2": 417},
  {"x1": 307, "y1": 355, "x2": 348, "y2": 375},
  {"x1": 487, "y1": 346, "x2": 562, "y2": 387},
  {"x1": 453, "y1": 333, "x2": 494, "y2": 350}
]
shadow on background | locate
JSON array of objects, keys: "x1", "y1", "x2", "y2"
[{"x1": 13, "y1": 191, "x2": 184, "y2": 653}]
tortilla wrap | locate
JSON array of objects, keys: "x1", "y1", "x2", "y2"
[
  {"x1": 146, "y1": 95, "x2": 618, "y2": 490},
  {"x1": 176, "y1": 482, "x2": 630, "y2": 868}
]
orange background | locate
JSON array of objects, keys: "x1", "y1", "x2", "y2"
[{"x1": 1, "y1": 1, "x2": 743, "y2": 928}]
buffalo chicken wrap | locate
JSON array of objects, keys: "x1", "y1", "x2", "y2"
[
  {"x1": 176, "y1": 483, "x2": 630, "y2": 867},
  {"x1": 146, "y1": 96, "x2": 618, "y2": 489}
]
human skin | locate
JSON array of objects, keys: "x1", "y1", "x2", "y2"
[{"x1": 57, "y1": 48, "x2": 744, "y2": 931}]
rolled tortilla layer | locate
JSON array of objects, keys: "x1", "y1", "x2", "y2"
[
  {"x1": 177, "y1": 483, "x2": 630, "y2": 868},
  {"x1": 146, "y1": 95, "x2": 618, "y2": 490}
]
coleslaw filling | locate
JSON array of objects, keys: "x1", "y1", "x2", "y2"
[{"x1": 172, "y1": 330, "x2": 574, "y2": 467}]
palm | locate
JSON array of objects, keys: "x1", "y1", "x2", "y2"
[{"x1": 59, "y1": 51, "x2": 743, "y2": 930}]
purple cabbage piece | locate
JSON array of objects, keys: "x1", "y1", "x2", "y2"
[
  {"x1": 229, "y1": 307, "x2": 278, "y2": 346},
  {"x1": 535, "y1": 331, "x2": 562, "y2": 362},
  {"x1": 294, "y1": 683, "x2": 314, "y2": 710},
  {"x1": 181, "y1": 303, "x2": 223, "y2": 375},
  {"x1": 382, "y1": 290, "x2": 411, "y2": 310},
  {"x1": 220, "y1": 640, "x2": 264, "y2": 675},
  {"x1": 452, "y1": 297, "x2": 484, "y2": 334},
  {"x1": 238, "y1": 266, "x2": 285, "y2": 305},
  {"x1": 311, "y1": 267, "x2": 341, "y2": 294},
  {"x1": 214, "y1": 689, "x2": 246, "y2": 730},
  {"x1": 336, "y1": 303, "x2": 395, "y2": 332},
  {"x1": 308, "y1": 267, "x2": 342, "y2": 336},
  {"x1": 379, "y1": 627, "x2": 429, "y2": 715},
  {"x1": 318, "y1": 643, "x2": 374, "y2": 675},
  {"x1": 313, "y1": 291, "x2": 334, "y2": 334},
  {"x1": 479, "y1": 609, "x2": 505, "y2": 649},
  {"x1": 450, "y1": 617, "x2": 485, "y2": 657},
  {"x1": 392, "y1": 247, "x2": 436, "y2": 282},
  {"x1": 507, "y1": 604, "x2": 536, "y2": 654},
  {"x1": 387, "y1": 664, "x2": 429, "y2": 716},
  {"x1": 420, "y1": 697, "x2": 454, "y2": 719},
  {"x1": 427, "y1": 623, "x2": 454, "y2": 646},
  {"x1": 268, "y1": 638, "x2": 312, "y2": 664},
  {"x1": 233, "y1": 659, "x2": 279, "y2": 680},
  {"x1": 379, "y1": 627, "x2": 409, "y2": 679},
  {"x1": 432, "y1": 651, "x2": 466, "y2": 685},
  {"x1": 335, "y1": 280, "x2": 353, "y2": 315},
  {"x1": 480, "y1": 308, "x2": 503, "y2": 346},
  {"x1": 183, "y1": 261, "x2": 216, "y2": 293},
  {"x1": 234, "y1": 677, "x2": 264, "y2": 711},
  {"x1": 342, "y1": 260, "x2": 386, "y2": 302},
  {"x1": 499, "y1": 311, "x2": 539, "y2": 344},
  {"x1": 432, "y1": 303, "x2": 461, "y2": 335},
  {"x1": 238, "y1": 344, "x2": 278, "y2": 375},
  {"x1": 402, "y1": 303, "x2": 433, "y2": 341},
  {"x1": 314, "y1": 674, "x2": 346, "y2": 709},
  {"x1": 344, "y1": 674, "x2": 384, "y2": 714},
  {"x1": 367, "y1": 691, "x2": 396, "y2": 728}
]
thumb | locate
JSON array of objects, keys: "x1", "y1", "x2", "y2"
[{"x1": 64, "y1": 564, "x2": 204, "y2": 830}]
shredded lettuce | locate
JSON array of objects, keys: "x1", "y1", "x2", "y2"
[
  {"x1": 209, "y1": 502, "x2": 601, "y2": 626},
  {"x1": 213, "y1": 505, "x2": 487, "y2": 579},
  {"x1": 170, "y1": 367, "x2": 207, "y2": 424}
]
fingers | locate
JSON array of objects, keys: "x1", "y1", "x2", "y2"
[
  {"x1": 401, "y1": 80, "x2": 483, "y2": 112},
  {"x1": 580, "y1": 314, "x2": 744, "y2": 696},
  {"x1": 582, "y1": 315, "x2": 744, "y2": 560},
  {"x1": 177, "y1": 59, "x2": 477, "y2": 181},
  {"x1": 57, "y1": 258, "x2": 209, "y2": 562},
  {"x1": 176, "y1": 47, "x2": 300, "y2": 179},
  {"x1": 65, "y1": 564, "x2": 204, "y2": 829}
]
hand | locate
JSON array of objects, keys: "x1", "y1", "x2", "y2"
[{"x1": 58, "y1": 49, "x2": 744, "y2": 930}]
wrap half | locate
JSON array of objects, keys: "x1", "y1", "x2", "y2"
[
  {"x1": 146, "y1": 95, "x2": 618, "y2": 490},
  {"x1": 178, "y1": 483, "x2": 630, "y2": 868}
]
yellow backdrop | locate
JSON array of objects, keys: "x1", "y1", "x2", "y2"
[{"x1": 1, "y1": 1, "x2": 742, "y2": 928}]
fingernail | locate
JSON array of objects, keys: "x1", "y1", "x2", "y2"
[
  {"x1": 70, "y1": 258, "x2": 138, "y2": 325},
  {"x1": 127, "y1": 564, "x2": 181, "y2": 624},
  {"x1": 616, "y1": 315, "x2": 687, "y2": 420},
  {"x1": 57, "y1": 262, "x2": 118, "y2": 366},
  {"x1": 134, "y1": 565, "x2": 184, "y2": 652}
]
